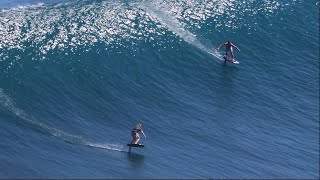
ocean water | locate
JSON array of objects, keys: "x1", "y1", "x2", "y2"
[{"x1": 0, "y1": 0, "x2": 319, "y2": 178}]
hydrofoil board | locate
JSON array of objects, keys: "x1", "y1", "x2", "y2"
[{"x1": 127, "y1": 144, "x2": 144, "y2": 148}]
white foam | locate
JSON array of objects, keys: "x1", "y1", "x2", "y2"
[
  {"x1": 0, "y1": 0, "x2": 286, "y2": 63},
  {"x1": 139, "y1": 1, "x2": 222, "y2": 59},
  {"x1": 85, "y1": 142, "x2": 125, "y2": 152}
]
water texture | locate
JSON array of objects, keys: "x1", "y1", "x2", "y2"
[{"x1": 0, "y1": 0, "x2": 319, "y2": 178}]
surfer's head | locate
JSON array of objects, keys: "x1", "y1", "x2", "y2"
[
  {"x1": 227, "y1": 40, "x2": 231, "y2": 44},
  {"x1": 136, "y1": 123, "x2": 142, "y2": 129}
]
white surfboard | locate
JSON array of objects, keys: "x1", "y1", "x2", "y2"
[{"x1": 223, "y1": 55, "x2": 240, "y2": 64}]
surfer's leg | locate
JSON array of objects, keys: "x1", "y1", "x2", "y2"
[
  {"x1": 131, "y1": 132, "x2": 137, "y2": 144},
  {"x1": 134, "y1": 135, "x2": 140, "y2": 144},
  {"x1": 130, "y1": 138, "x2": 134, "y2": 144},
  {"x1": 230, "y1": 47, "x2": 234, "y2": 60}
]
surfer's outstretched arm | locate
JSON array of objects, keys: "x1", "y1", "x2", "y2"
[
  {"x1": 141, "y1": 130, "x2": 146, "y2": 139},
  {"x1": 232, "y1": 44, "x2": 240, "y2": 51},
  {"x1": 217, "y1": 42, "x2": 227, "y2": 50}
]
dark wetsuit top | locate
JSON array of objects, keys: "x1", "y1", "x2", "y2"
[{"x1": 131, "y1": 128, "x2": 141, "y2": 136}]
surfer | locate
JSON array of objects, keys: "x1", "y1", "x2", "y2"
[
  {"x1": 217, "y1": 41, "x2": 240, "y2": 61},
  {"x1": 130, "y1": 123, "x2": 146, "y2": 144}
]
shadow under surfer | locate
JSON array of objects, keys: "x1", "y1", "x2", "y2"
[
  {"x1": 217, "y1": 40, "x2": 240, "y2": 62},
  {"x1": 130, "y1": 123, "x2": 146, "y2": 144}
]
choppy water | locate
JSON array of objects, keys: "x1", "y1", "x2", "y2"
[{"x1": 0, "y1": 0, "x2": 319, "y2": 178}]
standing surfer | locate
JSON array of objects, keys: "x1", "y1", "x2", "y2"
[
  {"x1": 130, "y1": 123, "x2": 146, "y2": 144},
  {"x1": 217, "y1": 40, "x2": 240, "y2": 62}
]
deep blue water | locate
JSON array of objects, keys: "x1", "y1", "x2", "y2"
[{"x1": 0, "y1": 0, "x2": 319, "y2": 178}]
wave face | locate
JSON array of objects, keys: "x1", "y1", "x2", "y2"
[{"x1": 0, "y1": 0, "x2": 319, "y2": 178}]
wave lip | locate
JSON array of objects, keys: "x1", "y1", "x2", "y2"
[{"x1": 0, "y1": 0, "x2": 286, "y2": 62}]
